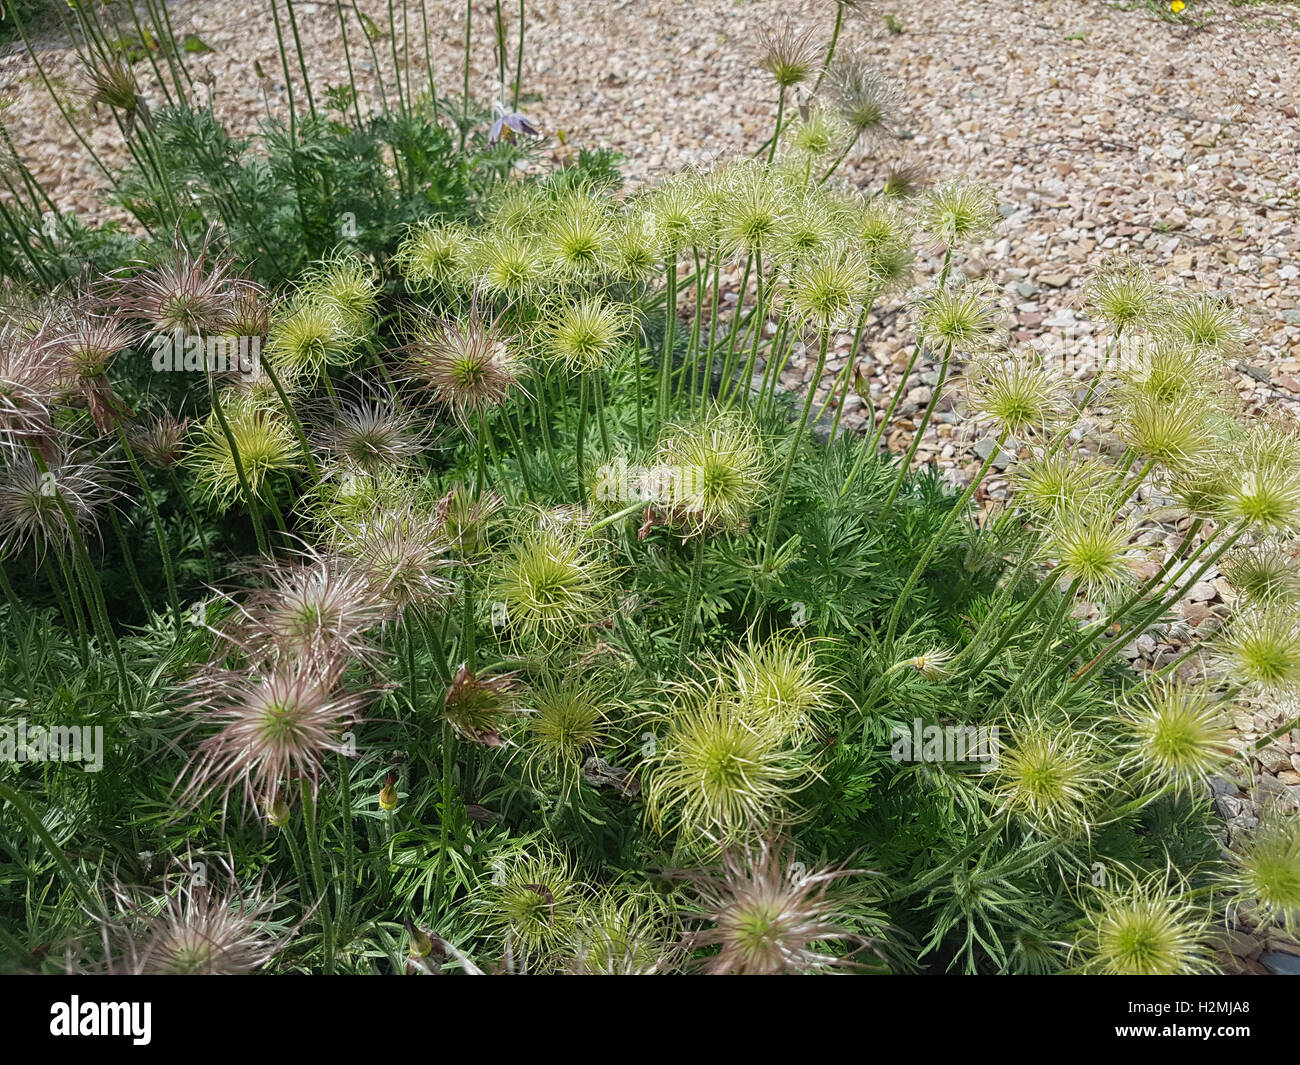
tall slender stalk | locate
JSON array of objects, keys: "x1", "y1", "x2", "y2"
[
  {"x1": 882, "y1": 340, "x2": 953, "y2": 515},
  {"x1": 763, "y1": 331, "x2": 830, "y2": 562},
  {"x1": 884, "y1": 428, "x2": 1010, "y2": 651}
]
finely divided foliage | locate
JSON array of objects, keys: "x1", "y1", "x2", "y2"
[{"x1": 0, "y1": 0, "x2": 1296, "y2": 978}]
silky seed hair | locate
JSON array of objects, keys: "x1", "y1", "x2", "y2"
[
  {"x1": 826, "y1": 54, "x2": 899, "y2": 140},
  {"x1": 758, "y1": 20, "x2": 821, "y2": 88}
]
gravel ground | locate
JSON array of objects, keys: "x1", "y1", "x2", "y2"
[{"x1": 2, "y1": 0, "x2": 1298, "y2": 967}]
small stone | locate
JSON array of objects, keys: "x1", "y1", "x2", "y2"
[
  {"x1": 1037, "y1": 271, "x2": 1072, "y2": 288},
  {"x1": 1260, "y1": 952, "x2": 1300, "y2": 976}
]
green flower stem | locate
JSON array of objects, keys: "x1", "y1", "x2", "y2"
[
  {"x1": 0, "y1": 782, "x2": 104, "y2": 918},
  {"x1": 339, "y1": 754, "x2": 356, "y2": 923},
  {"x1": 997, "y1": 577, "x2": 1082, "y2": 709},
  {"x1": 676, "y1": 535, "x2": 708, "y2": 670},
  {"x1": 334, "y1": 0, "x2": 365, "y2": 124},
  {"x1": 49, "y1": 553, "x2": 90, "y2": 662},
  {"x1": 461, "y1": 564, "x2": 477, "y2": 670},
  {"x1": 815, "y1": 3, "x2": 844, "y2": 91},
  {"x1": 169, "y1": 469, "x2": 216, "y2": 583},
  {"x1": 1060, "y1": 525, "x2": 1246, "y2": 702},
  {"x1": 819, "y1": 138, "x2": 856, "y2": 186},
  {"x1": 1251, "y1": 715, "x2": 1300, "y2": 753},
  {"x1": 757, "y1": 309, "x2": 794, "y2": 415},
  {"x1": 697, "y1": 255, "x2": 723, "y2": 407},
  {"x1": 352, "y1": 0, "x2": 392, "y2": 116},
  {"x1": 884, "y1": 428, "x2": 1009, "y2": 653},
  {"x1": 658, "y1": 258, "x2": 678, "y2": 422},
  {"x1": 406, "y1": 610, "x2": 422, "y2": 714},
  {"x1": 763, "y1": 331, "x2": 830, "y2": 562},
  {"x1": 499, "y1": 406, "x2": 538, "y2": 498},
  {"x1": 208, "y1": 384, "x2": 269, "y2": 556},
  {"x1": 536, "y1": 377, "x2": 567, "y2": 488},
  {"x1": 116, "y1": 427, "x2": 182, "y2": 630},
  {"x1": 461, "y1": 0, "x2": 473, "y2": 150},
  {"x1": 715, "y1": 255, "x2": 754, "y2": 400},
  {"x1": 820, "y1": 302, "x2": 874, "y2": 441},
  {"x1": 882, "y1": 339, "x2": 953, "y2": 516},
  {"x1": 435, "y1": 720, "x2": 458, "y2": 914},
  {"x1": 474, "y1": 411, "x2": 490, "y2": 498},
  {"x1": 27, "y1": 445, "x2": 129, "y2": 692},
  {"x1": 104, "y1": 505, "x2": 152, "y2": 619},
  {"x1": 766, "y1": 86, "x2": 786, "y2": 166},
  {"x1": 300, "y1": 782, "x2": 335, "y2": 974},
  {"x1": 588, "y1": 501, "x2": 643, "y2": 534},
  {"x1": 960, "y1": 540, "x2": 1052, "y2": 675},
  {"x1": 592, "y1": 371, "x2": 612, "y2": 453},
  {"x1": 732, "y1": 251, "x2": 767, "y2": 412},
  {"x1": 283, "y1": 0, "x2": 319, "y2": 119},
  {"x1": 575, "y1": 375, "x2": 589, "y2": 499},
  {"x1": 261, "y1": 359, "x2": 320, "y2": 481},
  {"x1": 676, "y1": 249, "x2": 706, "y2": 403},
  {"x1": 514, "y1": 0, "x2": 526, "y2": 109}
]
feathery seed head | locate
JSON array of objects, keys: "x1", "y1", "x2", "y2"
[
  {"x1": 470, "y1": 228, "x2": 546, "y2": 300},
  {"x1": 0, "y1": 445, "x2": 113, "y2": 560},
  {"x1": 965, "y1": 353, "x2": 1071, "y2": 436},
  {"x1": 189, "y1": 398, "x2": 301, "y2": 508},
  {"x1": 715, "y1": 162, "x2": 790, "y2": 258},
  {"x1": 302, "y1": 255, "x2": 379, "y2": 330},
  {"x1": 538, "y1": 294, "x2": 632, "y2": 375},
  {"x1": 1119, "y1": 394, "x2": 1219, "y2": 470},
  {"x1": 1216, "y1": 604, "x2": 1300, "y2": 694},
  {"x1": 132, "y1": 410, "x2": 190, "y2": 469},
  {"x1": 683, "y1": 837, "x2": 863, "y2": 974},
  {"x1": 758, "y1": 21, "x2": 821, "y2": 88},
  {"x1": 1221, "y1": 419, "x2": 1300, "y2": 533},
  {"x1": 477, "y1": 848, "x2": 586, "y2": 959},
  {"x1": 180, "y1": 655, "x2": 369, "y2": 815},
  {"x1": 316, "y1": 393, "x2": 426, "y2": 474},
  {"x1": 826, "y1": 55, "x2": 898, "y2": 139},
  {"x1": 521, "y1": 672, "x2": 615, "y2": 798},
  {"x1": 490, "y1": 513, "x2": 616, "y2": 647},
  {"x1": 405, "y1": 307, "x2": 522, "y2": 426},
  {"x1": 223, "y1": 545, "x2": 388, "y2": 666},
  {"x1": 395, "y1": 220, "x2": 471, "y2": 291},
  {"x1": 1041, "y1": 508, "x2": 1137, "y2": 602},
  {"x1": 727, "y1": 633, "x2": 837, "y2": 743},
  {"x1": 100, "y1": 862, "x2": 284, "y2": 975},
  {"x1": 334, "y1": 504, "x2": 454, "y2": 612},
  {"x1": 121, "y1": 237, "x2": 240, "y2": 335},
  {"x1": 786, "y1": 241, "x2": 878, "y2": 332},
  {"x1": 920, "y1": 283, "x2": 1004, "y2": 351},
  {"x1": 1222, "y1": 541, "x2": 1300, "y2": 606},
  {"x1": 1074, "y1": 873, "x2": 1214, "y2": 975},
  {"x1": 644, "y1": 686, "x2": 811, "y2": 845},
  {"x1": 650, "y1": 410, "x2": 768, "y2": 536},
  {"x1": 916, "y1": 180, "x2": 1000, "y2": 248},
  {"x1": 1223, "y1": 815, "x2": 1300, "y2": 937},
  {"x1": 784, "y1": 103, "x2": 853, "y2": 162},
  {"x1": 1085, "y1": 259, "x2": 1165, "y2": 332},
  {"x1": 991, "y1": 716, "x2": 1104, "y2": 832},
  {"x1": 1162, "y1": 293, "x2": 1247, "y2": 356},
  {"x1": 1120, "y1": 682, "x2": 1233, "y2": 797},
  {"x1": 264, "y1": 296, "x2": 360, "y2": 381},
  {"x1": 541, "y1": 188, "x2": 614, "y2": 279},
  {"x1": 1012, "y1": 450, "x2": 1109, "y2": 517},
  {"x1": 443, "y1": 664, "x2": 521, "y2": 746}
]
